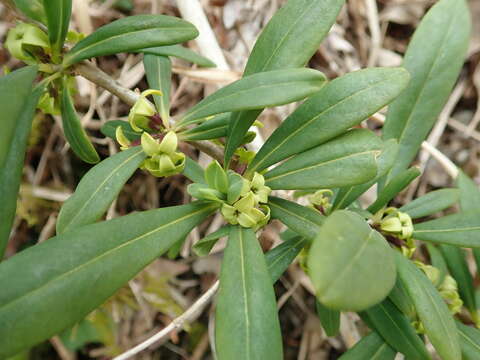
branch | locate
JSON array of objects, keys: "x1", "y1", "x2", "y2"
[
  {"x1": 113, "y1": 280, "x2": 219, "y2": 360},
  {"x1": 74, "y1": 62, "x2": 225, "y2": 163}
]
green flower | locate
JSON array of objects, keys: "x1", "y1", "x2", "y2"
[
  {"x1": 128, "y1": 89, "x2": 163, "y2": 132},
  {"x1": 379, "y1": 208, "x2": 413, "y2": 240},
  {"x1": 221, "y1": 192, "x2": 270, "y2": 230},
  {"x1": 5, "y1": 22, "x2": 49, "y2": 64},
  {"x1": 115, "y1": 126, "x2": 131, "y2": 151},
  {"x1": 140, "y1": 132, "x2": 185, "y2": 177},
  {"x1": 250, "y1": 172, "x2": 271, "y2": 204},
  {"x1": 308, "y1": 189, "x2": 333, "y2": 213}
]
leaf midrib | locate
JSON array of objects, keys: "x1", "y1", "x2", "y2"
[{"x1": 0, "y1": 205, "x2": 214, "y2": 312}]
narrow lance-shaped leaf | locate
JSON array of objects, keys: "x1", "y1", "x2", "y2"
[
  {"x1": 395, "y1": 252, "x2": 461, "y2": 360},
  {"x1": 100, "y1": 120, "x2": 140, "y2": 142},
  {"x1": 183, "y1": 156, "x2": 205, "y2": 184},
  {"x1": 362, "y1": 299, "x2": 431, "y2": 360},
  {"x1": 143, "y1": 54, "x2": 171, "y2": 120},
  {"x1": 456, "y1": 321, "x2": 480, "y2": 360},
  {"x1": 387, "y1": 278, "x2": 416, "y2": 318},
  {"x1": 13, "y1": 0, "x2": 46, "y2": 23},
  {"x1": 56, "y1": 146, "x2": 146, "y2": 234},
  {"x1": 367, "y1": 167, "x2": 421, "y2": 214},
  {"x1": 193, "y1": 225, "x2": 231, "y2": 257},
  {"x1": 138, "y1": 45, "x2": 216, "y2": 68},
  {"x1": 338, "y1": 332, "x2": 396, "y2": 360},
  {"x1": 413, "y1": 212, "x2": 480, "y2": 248},
  {"x1": 43, "y1": 0, "x2": 72, "y2": 58},
  {"x1": 333, "y1": 139, "x2": 399, "y2": 210},
  {"x1": 316, "y1": 301, "x2": 340, "y2": 337},
  {"x1": 61, "y1": 78, "x2": 100, "y2": 164},
  {"x1": 215, "y1": 226, "x2": 283, "y2": 360},
  {"x1": 308, "y1": 210, "x2": 396, "y2": 311},
  {"x1": 426, "y1": 244, "x2": 449, "y2": 285},
  {"x1": 264, "y1": 129, "x2": 382, "y2": 190},
  {"x1": 456, "y1": 171, "x2": 480, "y2": 270},
  {"x1": 63, "y1": 15, "x2": 199, "y2": 66},
  {"x1": 181, "y1": 113, "x2": 229, "y2": 141},
  {"x1": 0, "y1": 66, "x2": 40, "y2": 258},
  {"x1": 0, "y1": 202, "x2": 216, "y2": 358},
  {"x1": 268, "y1": 196, "x2": 324, "y2": 241},
  {"x1": 248, "y1": 68, "x2": 409, "y2": 174},
  {"x1": 399, "y1": 188, "x2": 459, "y2": 219},
  {"x1": 383, "y1": 0, "x2": 471, "y2": 179},
  {"x1": 179, "y1": 68, "x2": 326, "y2": 125},
  {"x1": 439, "y1": 245, "x2": 476, "y2": 313},
  {"x1": 265, "y1": 236, "x2": 306, "y2": 283},
  {"x1": 224, "y1": 0, "x2": 346, "y2": 166}
]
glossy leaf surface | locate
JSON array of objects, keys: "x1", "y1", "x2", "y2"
[
  {"x1": 399, "y1": 188, "x2": 459, "y2": 219},
  {"x1": 182, "y1": 114, "x2": 229, "y2": 141},
  {"x1": 265, "y1": 129, "x2": 382, "y2": 190},
  {"x1": 0, "y1": 68, "x2": 40, "y2": 258},
  {"x1": 308, "y1": 210, "x2": 396, "y2": 311},
  {"x1": 249, "y1": 68, "x2": 409, "y2": 173},
  {"x1": 139, "y1": 45, "x2": 215, "y2": 67},
  {"x1": 56, "y1": 147, "x2": 146, "y2": 234},
  {"x1": 339, "y1": 332, "x2": 396, "y2": 360},
  {"x1": 215, "y1": 226, "x2": 283, "y2": 360},
  {"x1": 269, "y1": 196, "x2": 324, "y2": 240},
  {"x1": 61, "y1": 80, "x2": 100, "y2": 164},
  {"x1": 395, "y1": 252, "x2": 461, "y2": 360},
  {"x1": 0, "y1": 202, "x2": 216, "y2": 358},
  {"x1": 43, "y1": 0, "x2": 72, "y2": 56},
  {"x1": 265, "y1": 236, "x2": 306, "y2": 283},
  {"x1": 224, "y1": 0, "x2": 346, "y2": 165},
  {"x1": 414, "y1": 212, "x2": 480, "y2": 247},
  {"x1": 63, "y1": 15, "x2": 198, "y2": 66},
  {"x1": 144, "y1": 54, "x2": 171, "y2": 120},
  {"x1": 180, "y1": 68, "x2": 326, "y2": 125},
  {"x1": 363, "y1": 299, "x2": 431, "y2": 359},
  {"x1": 383, "y1": 0, "x2": 471, "y2": 178}
]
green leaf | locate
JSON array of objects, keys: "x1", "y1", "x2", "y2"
[
  {"x1": 56, "y1": 146, "x2": 146, "y2": 234},
  {"x1": 143, "y1": 54, "x2": 171, "y2": 120},
  {"x1": 265, "y1": 236, "x2": 306, "y2": 283},
  {"x1": 308, "y1": 210, "x2": 396, "y2": 311},
  {"x1": 413, "y1": 212, "x2": 480, "y2": 247},
  {"x1": 382, "y1": 0, "x2": 471, "y2": 178},
  {"x1": 100, "y1": 120, "x2": 140, "y2": 142},
  {"x1": 183, "y1": 156, "x2": 205, "y2": 184},
  {"x1": 179, "y1": 68, "x2": 326, "y2": 125},
  {"x1": 316, "y1": 301, "x2": 340, "y2": 337},
  {"x1": 215, "y1": 226, "x2": 283, "y2": 360},
  {"x1": 248, "y1": 68, "x2": 409, "y2": 174},
  {"x1": 456, "y1": 321, "x2": 480, "y2": 360},
  {"x1": 387, "y1": 278, "x2": 416, "y2": 318},
  {"x1": 426, "y1": 244, "x2": 449, "y2": 285},
  {"x1": 0, "y1": 202, "x2": 216, "y2": 358},
  {"x1": 367, "y1": 167, "x2": 421, "y2": 214},
  {"x1": 362, "y1": 299, "x2": 431, "y2": 359},
  {"x1": 264, "y1": 129, "x2": 382, "y2": 190},
  {"x1": 181, "y1": 114, "x2": 229, "y2": 141},
  {"x1": 224, "y1": 0, "x2": 346, "y2": 166},
  {"x1": 13, "y1": 0, "x2": 46, "y2": 23},
  {"x1": 138, "y1": 45, "x2": 215, "y2": 67},
  {"x1": 0, "y1": 67, "x2": 40, "y2": 258},
  {"x1": 439, "y1": 245, "x2": 476, "y2": 313},
  {"x1": 204, "y1": 160, "x2": 228, "y2": 193},
  {"x1": 339, "y1": 332, "x2": 396, "y2": 360},
  {"x1": 61, "y1": 79, "x2": 100, "y2": 164},
  {"x1": 43, "y1": 0, "x2": 72, "y2": 57},
  {"x1": 63, "y1": 15, "x2": 198, "y2": 66},
  {"x1": 399, "y1": 189, "x2": 459, "y2": 219},
  {"x1": 268, "y1": 196, "x2": 324, "y2": 240},
  {"x1": 395, "y1": 252, "x2": 461, "y2": 360},
  {"x1": 193, "y1": 225, "x2": 231, "y2": 257},
  {"x1": 0, "y1": 66, "x2": 38, "y2": 170},
  {"x1": 333, "y1": 139, "x2": 399, "y2": 210}
]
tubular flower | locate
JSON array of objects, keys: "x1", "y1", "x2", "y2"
[
  {"x1": 379, "y1": 208, "x2": 414, "y2": 240},
  {"x1": 5, "y1": 22, "x2": 49, "y2": 64},
  {"x1": 128, "y1": 89, "x2": 163, "y2": 132},
  {"x1": 140, "y1": 132, "x2": 185, "y2": 177}
]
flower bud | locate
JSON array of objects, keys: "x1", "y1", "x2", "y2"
[
  {"x1": 250, "y1": 173, "x2": 271, "y2": 204},
  {"x1": 128, "y1": 89, "x2": 162, "y2": 132}
]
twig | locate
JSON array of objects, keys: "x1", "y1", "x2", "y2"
[
  {"x1": 365, "y1": 0, "x2": 382, "y2": 67},
  {"x1": 113, "y1": 280, "x2": 219, "y2": 360}
]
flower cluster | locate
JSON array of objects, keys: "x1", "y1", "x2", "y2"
[
  {"x1": 377, "y1": 207, "x2": 415, "y2": 257},
  {"x1": 5, "y1": 22, "x2": 49, "y2": 64},
  {"x1": 116, "y1": 90, "x2": 185, "y2": 177},
  {"x1": 188, "y1": 161, "x2": 271, "y2": 230}
]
